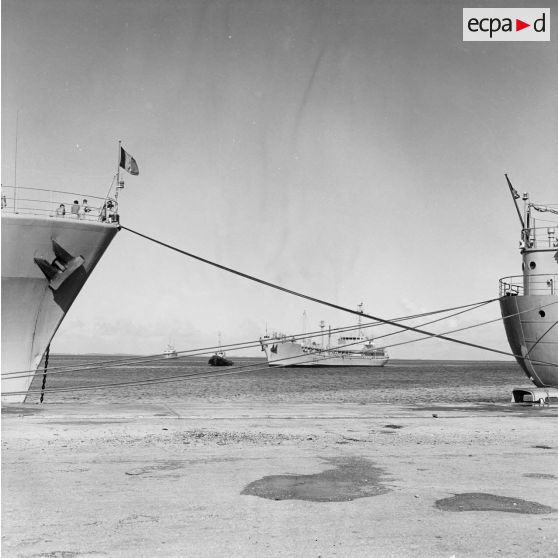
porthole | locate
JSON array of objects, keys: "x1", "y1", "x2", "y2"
[
  {"x1": 539, "y1": 310, "x2": 546, "y2": 318},
  {"x1": 529, "y1": 261, "x2": 536, "y2": 270}
]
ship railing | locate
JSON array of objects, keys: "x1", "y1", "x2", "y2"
[
  {"x1": 499, "y1": 274, "x2": 558, "y2": 296},
  {"x1": 0, "y1": 185, "x2": 119, "y2": 223},
  {"x1": 521, "y1": 226, "x2": 558, "y2": 249}
]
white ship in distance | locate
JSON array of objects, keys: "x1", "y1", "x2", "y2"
[
  {"x1": 260, "y1": 305, "x2": 389, "y2": 367},
  {"x1": 163, "y1": 343, "x2": 178, "y2": 358}
]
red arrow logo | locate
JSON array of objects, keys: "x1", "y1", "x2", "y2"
[{"x1": 516, "y1": 19, "x2": 530, "y2": 31}]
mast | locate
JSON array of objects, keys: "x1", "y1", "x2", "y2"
[
  {"x1": 357, "y1": 302, "x2": 364, "y2": 336},
  {"x1": 13, "y1": 110, "x2": 19, "y2": 211},
  {"x1": 523, "y1": 192, "x2": 530, "y2": 236},
  {"x1": 505, "y1": 174, "x2": 525, "y2": 230}
]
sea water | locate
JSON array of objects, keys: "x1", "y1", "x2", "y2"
[{"x1": 26, "y1": 356, "x2": 528, "y2": 405}]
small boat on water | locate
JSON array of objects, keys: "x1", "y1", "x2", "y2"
[
  {"x1": 208, "y1": 351, "x2": 233, "y2": 366},
  {"x1": 499, "y1": 177, "x2": 558, "y2": 389},
  {"x1": 260, "y1": 305, "x2": 389, "y2": 367},
  {"x1": 208, "y1": 332, "x2": 233, "y2": 366},
  {"x1": 163, "y1": 343, "x2": 178, "y2": 358}
]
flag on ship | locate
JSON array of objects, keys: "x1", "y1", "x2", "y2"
[
  {"x1": 510, "y1": 185, "x2": 520, "y2": 199},
  {"x1": 120, "y1": 147, "x2": 139, "y2": 175}
]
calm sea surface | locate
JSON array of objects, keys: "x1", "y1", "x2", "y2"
[{"x1": 26, "y1": 356, "x2": 528, "y2": 406}]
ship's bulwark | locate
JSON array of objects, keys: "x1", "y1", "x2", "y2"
[
  {"x1": 500, "y1": 294, "x2": 558, "y2": 387},
  {"x1": 1, "y1": 214, "x2": 118, "y2": 402}
]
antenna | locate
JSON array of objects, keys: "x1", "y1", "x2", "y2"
[{"x1": 13, "y1": 110, "x2": 20, "y2": 211}]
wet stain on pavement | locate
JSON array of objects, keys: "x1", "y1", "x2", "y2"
[
  {"x1": 241, "y1": 457, "x2": 391, "y2": 502},
  {"x1": 47, "y1": 420, "x2": 129, "y2": 425},
  {"x1": 125, "y1": 457, "x2": 240, "y2": 477},
  {"x1": 523, "y1": 473, "x2": 557, "y2": 479},
  {"x1": 435, "y1": 493, "x2": 555, "y2": 514},
  {"x1": 27, "y1": 552, "x2": 89, "y2": 558},
  {"x1": 1, "y1": 405, "x2": 44, "y2": 416}
]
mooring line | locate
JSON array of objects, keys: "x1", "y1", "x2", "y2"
[
  {"x1": 1, "y1": 298, "x2": 498, "y2": 380},
  {"x1": 120, "y1": 224, "x2": 543, "y2": 362}
]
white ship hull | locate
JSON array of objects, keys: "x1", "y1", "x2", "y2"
[
  {"x1": 500, "y1": 294, "x2": 558, "y2": 387},
  {"x1": 261, "y1": 339, "x2": 389, "y2": 367},
  {"x1": 1, "y1": 214, "x2": 119, "y2": 402}
]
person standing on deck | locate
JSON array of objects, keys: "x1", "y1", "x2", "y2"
[{"x1": 70, "y1": 200, "x2": 80, "y2": 218}]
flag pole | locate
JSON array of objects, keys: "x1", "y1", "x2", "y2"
[
  {"x1": 504, "y1": 174, "x2": 525, "y2": 229},
  {"x1": 115, "y1": 140, "x2": 122, "y2": 202}
]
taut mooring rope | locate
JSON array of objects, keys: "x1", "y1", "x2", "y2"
[{"x1": 121, "y1": 224, "x2": 529, "y2": 360}]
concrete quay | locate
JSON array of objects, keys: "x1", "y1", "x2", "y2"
[{"x1": 2, "y1": 401, "x2": 558, "y2": 557}]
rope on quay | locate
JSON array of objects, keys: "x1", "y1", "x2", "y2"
[
  {"x1": 0, "y1": 298, "x2": 501, "y2": 380},
  {"x1": 120, "y1": 225, "x2": 558, "y2": 364}
]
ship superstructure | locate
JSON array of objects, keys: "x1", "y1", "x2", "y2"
[
  {"x1": 260, "y1": 305, "x2": 389, "y2": 367},
  {"x1": 1, "y1": 186, "x2": 121, "y2": 402},
  {"x1": 499, "y1": 181, "x2": 558, "y2": 388}
]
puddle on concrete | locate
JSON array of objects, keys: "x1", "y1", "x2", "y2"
[
  {"x1": 523, "y1": 473, "x2": 557, "y2": 479},
  {"x1": 435, "y1": 493, "x2": 555, "y2": 514},
  {"x1": 241, "y1": 457, "x2": 391, "y2": 502}
]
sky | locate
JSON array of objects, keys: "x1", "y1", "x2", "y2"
[{"x1": 2, "y1": 0, "x2": 557, "y2": 359}]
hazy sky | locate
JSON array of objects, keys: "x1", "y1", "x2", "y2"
[{"x1": 2, "y1": 0, "x2": 557, "y2": 358}]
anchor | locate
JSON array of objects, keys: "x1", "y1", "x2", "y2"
[{"x1": 34, "y1": 240, "x2": 85, "y2": 290}]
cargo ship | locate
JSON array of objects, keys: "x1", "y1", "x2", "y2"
[{"x1": 499, "y1": 177, "x2": 558, "y2": 388}]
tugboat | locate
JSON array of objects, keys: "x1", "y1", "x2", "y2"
[
  {"x1": 208, "y1": 351, "x2": 233, "y2": 366},
  {"x1": 260, "y1": 305, "x2": 389, "y2": 367},
  {"x1": 499, "y1": 176, "x2": 558, "y2": 400},
  {"x1": 208, "y1": 333, "x2": 233, "y2": 366}
]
